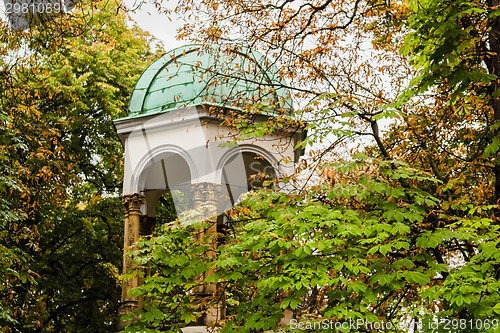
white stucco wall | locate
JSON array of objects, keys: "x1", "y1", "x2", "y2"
[{"x1": 114, "y1": 106, "x2": 299, "y2": 216}]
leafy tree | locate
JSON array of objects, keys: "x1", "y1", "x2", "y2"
[
  {"x1": 121, "y1": 0, "x2": 500, "y2": 332},
  {"x1": 401, "y1": 0, "x2": 500, "y2": 215},
  {"x1": 126, "y1": 159, "x2": 500, "y2": 332},
  {"x1": 0, "y1": 1, "x2": 157, "y2": 331}
]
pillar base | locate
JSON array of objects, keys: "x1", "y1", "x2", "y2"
[
  {"x1": 117, "y1": 300, "x2": 139, "y2": 331},
  {"x1": 181, "y1": 326, "x2": 209, "y2": 333}
]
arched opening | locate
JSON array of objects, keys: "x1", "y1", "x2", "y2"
[
  {"x1": 220, "y1": 151, "x2": 277, "y2": 208},
  {"x1": 139, "y1": 152, "x2": 193, "y2": 225}
]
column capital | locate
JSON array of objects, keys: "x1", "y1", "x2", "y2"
[
  {"x1": 191, "y1": 182, "x2": 223, "y2": 206},
  {"x1": 122, "y1": 193, "x2": 145, "y2": 212}
]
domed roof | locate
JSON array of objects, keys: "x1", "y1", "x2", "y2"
[{"x1": 125, "y1": 44, "x2": 293, "y2": 119}]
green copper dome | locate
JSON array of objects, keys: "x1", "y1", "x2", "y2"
[{"x1": 124, "y1": 44, "x2": 293, "y2": 119}]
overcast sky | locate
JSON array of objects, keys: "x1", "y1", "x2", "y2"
[{"x1": 126, "y1": 0, "x2": 183, "y2": 51}]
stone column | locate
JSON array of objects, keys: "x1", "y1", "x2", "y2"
[
  {"x1": 118, "y1": 193, "x2": 145, "y2": 330},
  {"x1": 190, "y1": 183, "x2": 224, "y2": 325},
  {"x1": 192, "y1": 182, "x2": 221, "y2": 241}
]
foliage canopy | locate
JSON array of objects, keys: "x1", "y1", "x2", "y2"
[
  {"x1": 3, "y1": 0, "x2": 500, "y2": 331},
  {"x1": 123, "y1": 0, "x2": 500, "y2": 332},
  {"x1": 0, "y1": 1, "x2": 156, "y2": 331}
]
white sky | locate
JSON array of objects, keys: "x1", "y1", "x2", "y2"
[{"x1": 126, "y1": 0, "x2": 183, "y2": 50}]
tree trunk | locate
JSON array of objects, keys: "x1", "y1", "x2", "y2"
[{"x1": 486, "y1": 0, "x2": 500, "y2": 220}]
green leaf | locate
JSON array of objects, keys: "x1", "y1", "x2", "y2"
[{"x1": 404, "y1": 271, "x2": 430, "y2": 285}]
